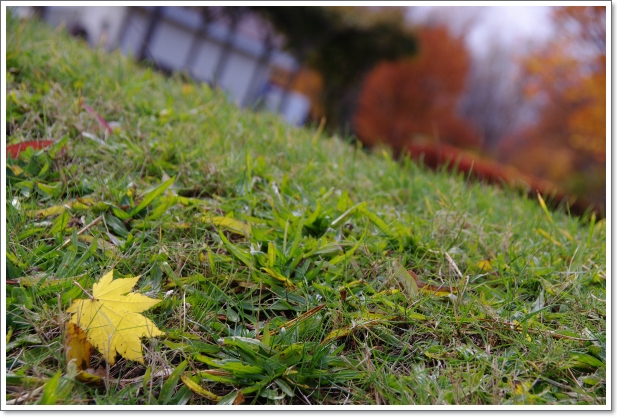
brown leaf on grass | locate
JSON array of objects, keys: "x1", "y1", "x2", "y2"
[
  {"x1": 65, "y1": 322, "x2": 92, "y2": 372},
  {"x1": 233, "y1": 390, "x2": 245, "y2": 405},
  {"x1": 65, "y1": 322, "x2": 104, "y2": 384}
]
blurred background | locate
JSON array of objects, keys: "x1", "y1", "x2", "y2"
[{"x1": 11, "y1": 5, "x2": 607, "y2": 214}]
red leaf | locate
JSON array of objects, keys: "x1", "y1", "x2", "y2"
[{"x1": 6, "y1": 140, "x2": 55, "y2": 158}]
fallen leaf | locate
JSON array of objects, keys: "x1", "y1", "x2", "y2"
[
  {"x1": 65, "y1": 322, "x2": 104, "y2": 384},
  {"x1": 476, "y1": 259, "x2": 492, "y2": 272},
  {"x1": 65, "y1": 322, "x2": 92, "y2": 372},
  {"x1": 6, "y1": 140, "x2": 55, "y2": 158},
  {"x1": 233, "y1": 390, "x2": 245, "y2": 405},
  {"x1": 511, "y1": 379, "x2": 531, "y2": 396},
  {"x1": 475, "y1": 258, "x2": 510, "y2": 274},
  {"x1": 66, "y1": 270, "x2": 164, "y2": 364}
]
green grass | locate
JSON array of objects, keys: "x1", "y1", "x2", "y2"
[{"x1": 5, "y1": 13, "x2": 607, "y2": 406}]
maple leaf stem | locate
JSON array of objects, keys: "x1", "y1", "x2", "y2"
[{"x1": 74, "y1": 280, "x2": 95, "y2": 300}]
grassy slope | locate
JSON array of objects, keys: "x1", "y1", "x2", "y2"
[{"x1": 5, "y1": 14, "x2": 606, "y2": 406}]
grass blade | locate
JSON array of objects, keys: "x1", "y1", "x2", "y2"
[
  {"x1": 129, "y1": 176, "x2": 176, "y2": 217},
  {"x1": 158, "y1": 360, "x2": 188, "y2": 405}
]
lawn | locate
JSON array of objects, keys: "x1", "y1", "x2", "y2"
[{"x1": 4, "y1": 12, "x2": 607, "y2": 407}]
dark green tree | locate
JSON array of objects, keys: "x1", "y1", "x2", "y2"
[{"x1": 246, "y1": 6, "x2": 418, "y2": 132}]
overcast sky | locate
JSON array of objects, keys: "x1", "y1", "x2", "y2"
[{"x1": 406, "y1": 6, "x2": 554, "y2": 59}]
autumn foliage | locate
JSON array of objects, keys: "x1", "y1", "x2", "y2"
[
  {"x1": 351, "y1": 11, "x2": 605, "y2": 216},
  {"x1": 351, "y1": 25, "x2": 573, "y2": 210},
  {"x1": 401, "y1": 142, "x2": 599, "y2": 216},
  {"x1": 353, "y1": 25, "x2": 480, "y2": 151},
  {"x1": 498, "y1": 6, "x2": 606, "y2": 210}
]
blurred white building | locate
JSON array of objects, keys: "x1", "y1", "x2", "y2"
[{"x1": 11, "y1": 5, "x2": 312, "y2": 126}]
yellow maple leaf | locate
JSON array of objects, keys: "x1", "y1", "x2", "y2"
[{"x1": 66, "y1": 270, "x2": 164, "y2": 364}]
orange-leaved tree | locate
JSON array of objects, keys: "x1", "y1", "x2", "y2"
[
  {"x1": 352, "y1": 24, "x2": 481, "y2": 152},
  {"x1": 498, "y1": 6, "x2": 606, "y2": 210}
]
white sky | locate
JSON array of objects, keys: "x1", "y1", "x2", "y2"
[{"x1": 406, "y1": 6, "x2": 555, "y2": 59}]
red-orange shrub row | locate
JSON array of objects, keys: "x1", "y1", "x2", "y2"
[{"x1": 401, "y1": 142, "x2": 602, "y2": 216}]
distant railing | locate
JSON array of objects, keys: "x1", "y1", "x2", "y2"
[{"x1": 117, "y1": 6, "x2": 311, "y2": 125}]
